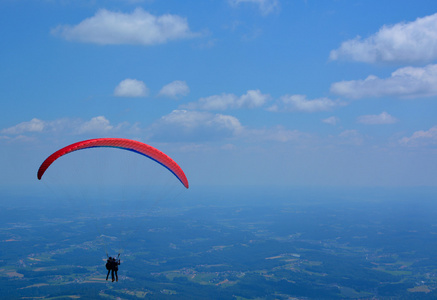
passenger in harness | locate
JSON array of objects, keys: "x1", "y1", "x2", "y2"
[{"x1": 106, "y1": 255, "x2": 121, "y2": 282}]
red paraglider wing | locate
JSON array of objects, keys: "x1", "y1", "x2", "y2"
[{"x1": 37, "y1": 138, "x2": 189, "y2": 189}]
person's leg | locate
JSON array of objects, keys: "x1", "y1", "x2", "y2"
[
  {"x1": 111, "y1": 269, "x2": 115, "y2": 282},
  {"x1": 106, "y1": 269, "x2": 110, "y2": 280},
  {"x1": 115, "y1": 270, "x2": 118, "y2": 282}
]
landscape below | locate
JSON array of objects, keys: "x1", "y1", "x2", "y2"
[{"x1": 1, "y1": 187, "x2": 437, "y2": 299}]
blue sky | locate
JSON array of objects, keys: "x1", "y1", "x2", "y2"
[{"x1": 1, "y1": 0, "x2": 437, "y2": 189}]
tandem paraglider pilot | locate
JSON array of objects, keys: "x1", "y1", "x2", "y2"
[
  {"x1": 36, "y1": 138, "x2": 189, "y2": 284},
  {"x1": 106, "y1": 255, "x2": 121, "y2": 282}
]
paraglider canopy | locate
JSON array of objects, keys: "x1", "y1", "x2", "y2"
[{"x1": 37, "y1": 138, "x2": 189, "y2": 189}]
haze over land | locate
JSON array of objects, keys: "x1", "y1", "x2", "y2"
[{"x1": 2, "y1": 187, "x2": 437, "y2": 299}]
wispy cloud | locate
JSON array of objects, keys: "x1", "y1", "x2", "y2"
[
  {"x1": 268, "y1": 95, "x2": 345, "y2": 112},
  {"x1": 1, "y1": 116, "x2": 130, "y2": 138},
  {"x1": 148, "y1": 110, "x2": 313, "y2": 145},
  {"x1": 247, "y1": 126, "x2": 307, "y2": 143},
  {"x1": 357, "y1": 112, "x2": 398, "y2": 125},
  {"x1": 322, "y1": 116, "x2": 340, "y2": 125},
  {"x1": 158, "y1": 80, "x2": 190, "y2": 99},
  {"x1": 338, "y1": 130, "x2": 364, "y2": 146},
  {"x1": 1, "y1": 118, "x2": 78, "y2": 135},
  {"x1": 399, "y1": 125, "x2": 437, "y2": 146},
  {"x1": 114, "y1": 79, "x2": 148, "y2": 97},
  {"x1": 1, "y1": 118, "x2": 45, "y2": 135},
  {"x1": 183, "y1": 90, "x2": 270, "y2": 110},
  {"x1": 51, "y1": 8, "x2": 199, "y2": 45},
  {"x1": 331, "y1": 64, "x2": 437, "y2": 99},
  {"x1": 229, "y1": 0, "x2": 280, "y2": 15},
  {"x1": 148, "y1": 110, "x2": 243, "y2": 142},
  {"x1": 330, "y1": 13, "x2": 437, "y2": 64}
]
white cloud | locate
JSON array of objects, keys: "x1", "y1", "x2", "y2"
[
  {"x1": 158, "y1": 80, "x2": 190, "y2": 98},
  {"x1": 399, "y1": 125, "x2": 437, "y2": 146},
  {"x1": 330, "y1": 13, "x2": 437, "y2": 64},
  {"x1": 1, "y1": 118, "x2": 45, "y2": 135},
  {"x1": 1, "y1": 116, "x2": 126, "y2": 138},
  {"x1": 357, "y1": 112, "x2": 398, "y2": 125},
  {"x1": 76, "y1": 116, "x2": 114, "y2": 134},
  {"x1": 149, "y1": 110, "x2": 243, "y2": 142},
  {"x1": 163, "y1": 110, "x2": 242, "y2": 133},
  {"x1": 114, "y1": 79, "x2": 148, "y2": 97},
  {"x1": 331, "y1": 64, "x2": 437, "y2": 99},
  {"x1": 239, "y1": 90, "x2": 270, "y2": 108},
  {"x1": 1, "y1": 118, "x2": 79, "y2": 136},
  {"x1": 184, "y1": 90, "x2": 270, "y2": 110},
  {"x1": 229, "y1": 0, "x2": 280, "y2": 15},
  {"x1": 186, "y1": 94, "x2": 235, "y2": 110},
  {"x1": 268, "y1": 95, "x2": 344, "y2": 112},
  {"x1": 51, "y1": 8, "x2": 198, "y2": 45},
  {"x1": 322, "y1": 116, "x2": 340, "y2": 125},
  {"x1": 149, "y1": 110, "x2": 310, "y2": 144}
]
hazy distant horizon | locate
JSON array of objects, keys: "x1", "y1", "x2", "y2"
[{"x1": 2, "y1": 186, "x2": 437, "y2": 299}]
